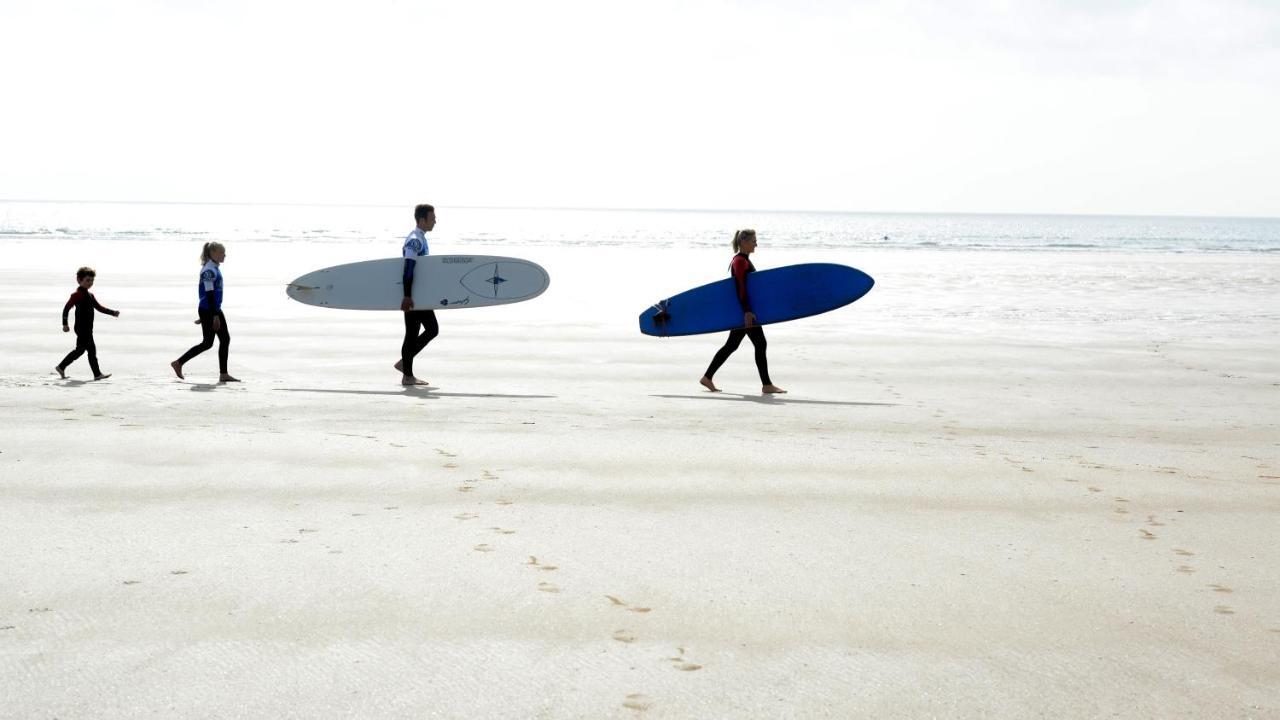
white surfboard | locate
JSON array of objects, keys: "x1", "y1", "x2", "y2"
[{"x1": 286, "y1": 256, "x2": 550, "y2": 311}]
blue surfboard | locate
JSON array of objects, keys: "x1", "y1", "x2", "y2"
[{"x1": 638, "y1": 263, "x2": 874, "y2": 337}]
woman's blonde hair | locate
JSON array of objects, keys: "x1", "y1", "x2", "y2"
[
  {"x1": 201, "y1": 241, "x2": 225, "y2": 264},
  {"x1": 732, "y1": 229, "x2": 756, "y2": 253}
]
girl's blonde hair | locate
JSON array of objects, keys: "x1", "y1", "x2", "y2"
[
  {"x1": 201, "y1": 241, "x2": 226, "y2": 264},
  {"x1": 732, "y1": 229, "x2": 756, "y2": 253}
]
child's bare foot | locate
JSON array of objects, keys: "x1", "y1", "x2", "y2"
[
  {"x1": 219, "y1": 374, "x2": 241, "y2": 383},
  {"x1": 699, "y1": 376, "x2": 720, "y2": 392},
  {"x1": 93, "y1": 373, "x2": 111, "y2": 381},
  {"x1": 402, "y1": 375, "x2": 428, "y2": 386},
  {"x1": 54, "y1": 365, "x2": 66, "y2": 379},
  {"x1": 762, "y1": 384, "x2": 787, "y2": 394},
  {"x1": 170, "y1": 361, "x2": 184, "y2": 379}
]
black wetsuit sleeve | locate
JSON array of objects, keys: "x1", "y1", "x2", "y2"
[
  {"x1": 731, "y1": 255, "x2": 753, "y2": 313},
  {"x1": 403, "y1": 258, "x2": 416, "y2": 298},
  {"x1": 90, "y1": 293, "x2": 116, "y2": 316},
  {"x1": 62, "y1": 291, "x2": 77, "y2": 325}
]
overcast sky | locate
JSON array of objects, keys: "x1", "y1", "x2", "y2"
[{"x1": 2, "y1": 0, "x2": 1277, "y2": 216}]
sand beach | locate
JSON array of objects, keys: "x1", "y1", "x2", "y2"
[{"x1": 1, "y1": 234, "x2": 1278, "y2": 718}]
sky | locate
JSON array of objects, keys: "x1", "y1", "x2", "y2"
[{"x1": 1, "y1": 0, "x2": 1278, "y2": 217}]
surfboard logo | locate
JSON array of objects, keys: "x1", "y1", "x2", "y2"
[
  {"x1": 442, "y1": 257, "x2": 473, "y2": 264},
  {"x1": 485, "y1": 266, "x2": 507, "y2": 296},
  {"x1": 440, "y1": 296, "x2": 471, "y2": 306}
]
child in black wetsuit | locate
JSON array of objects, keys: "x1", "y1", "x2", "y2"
[{"x1": 55, "y1": 266, "x2": 121, "y2": 381}]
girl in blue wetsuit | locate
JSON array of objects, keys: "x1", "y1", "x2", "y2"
[
  {"x1": 171, "y1": 242, "x2": 239, "y2": 383},
  {"x1": 699, "y1": 229, "x2": 786, "y2": 394}
]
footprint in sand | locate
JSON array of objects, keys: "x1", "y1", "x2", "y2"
[
  {"x1": 454, "y1": 512, "x2": 479, "y2": 521},
  {"x1": 474, "y1": 544, "x2": 494, "y2": 553},
  {"x1": 383, "y1": 506, "x2": 399, "y2": 511},
  {"x1": 526, "y1": 556, "x2": 558, "y2": 571},
  {"x1": 613, "y1": 629, "x2": 637, "y2": 643},
  {"x1": 537, "y1": 581, "x2": 560, "y2": 593},
  {"x1": 1087, "y1": 486, "x2": 1103, "y2": 493},
  {"x1": 279, "y1": 539, "x2": 300, "y2": 544},
  {"x1": 456, "y1": 486, "x2": 475, "y2": 493},
  {"x1": 490, "y1": 527, "x2": 516, "y2": 535},
  {"x1": 1139, "y1": 529, "x2": 1157, "y2": 540},
  {"x1": 1208, "y1": 584, "x2": 1233, "y2": 594},
  {"x1": 28, "y1": 608, "x2": 51, "y2": 613},
  {"x1": 1146, "y1": 516, "x2": 1166, "y2": 527},
  {"x1": 435, "y1": 449, "x2": 457, "y2": 458},
  {"x1": 482, "y1": 470, "x2": 498, "y2": 480},
  {"x1": 1214, "y1": 605, "x2": 1236, "y2": 615},
  {"x1": 1, "y1": 626, "x2": 13, "y2": 631},
  {"x1": 666, "y1": 647, "x2": 703, "y2": 672},
  {"x1": 1176, "y1": 565, "x2": 1196, "y2": 574},
  {"x1": 495, "y1": 499, "x2": 514, "y2": 506},
  {"x1": 1113, "y1": 507, "x2": 1130, "y2": 515},
  {"x1": 1174, "y1": 549, "x2": 1194, "y2": 557},
  {"x1": 299, "y1": 528, "x2": 319, "y2": 534},
  {"x1": 606, "y1": 595, "x2": 652, "y2": 613},
  {"x1": 170, "y1": 570, "x2": 189, "y2": 575},
  {"x1": 622, "y1": 694, "x2": 652, "y2": 712},
  {"x1": 123, "y1": 580, "x2": 141, "y2": 585}
]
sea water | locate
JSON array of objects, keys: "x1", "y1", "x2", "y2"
[{"x1": 1, "y1": 201, "x2": 1277, "y2": 254}]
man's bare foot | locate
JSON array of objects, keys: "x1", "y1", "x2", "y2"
[
  {"x1": 219, "y1": 374, "x2": 241, "y2": 383},
  {"x1": 762, "y1": 384, "x2": 787, "y2": 394},
  {"x1": 93, "y1": 373, "x2": 112, "y2": 381},
  {"x1": 402, "y1": 375, "x2": 428, "y2": 386},
  {"x1": 394, "y1": 359, "x2": 404, "y2": 373},
  {"x1": 699, "y1": 376, "x2": 720, "y2": 392},
  {"x1": 170, "y1": 361, "x2": 184, "y2": 379},
  {"x1": 54, "y1": 365, "x2": 66, "y2": 379}
]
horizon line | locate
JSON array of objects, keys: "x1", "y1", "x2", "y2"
[{"x1": 0, "y1": 198, "x2": 1276, "y2": 223}]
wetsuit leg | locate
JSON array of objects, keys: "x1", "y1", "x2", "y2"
[
  {"x1": 58, "y1": 341, "x2": 85, "y2": 371},
  {"x1": 177, "y1": 309, "x2": 217, "y2": 365},
  {"x1": 214, "y1": 311, "x2": 230, "y2": 374},
  {"x1": 401, "y1": 310, "x2": 438, "y2": 377},
  {"x1": 704, "y1": 328, "x2": 747, "y2": 379},
  {"x1": 745, "y1": 326, "x2": 771, "y2": 385},
  {"x1": 83, "y1": 333, "x2": 101, "y2": 377}
]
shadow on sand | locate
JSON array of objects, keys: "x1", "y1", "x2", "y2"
[
  {"x1": 277, "y1": 387, "x2": 556, "y2": 401},
  {"x1": 650, "y1": 393, "x2": 895, "y2": 407}
]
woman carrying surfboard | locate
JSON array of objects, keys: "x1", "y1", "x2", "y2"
[{"x1": 699, "y1": 229, "x2": 786, "y2": 394}]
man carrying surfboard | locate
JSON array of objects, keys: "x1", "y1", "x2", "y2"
[
  {"x1": 394, "y1": 204, "x2": 437, "y2": 386},
  {"x1": 699, "y1": 229, "x2": 786, "y2": 394}
]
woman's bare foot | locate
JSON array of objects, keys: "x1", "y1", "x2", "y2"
[
  {"x1": 699, "y1": 376, "x2": 720, "y2": 392},
  {"x1": 402, "y1": 375, "x2": 428, "y2": 386},
  {"x1": 394, "y1": 359, "x2": 404, "y2": 373},
  {"x1": 54, "y1": 365, "x2": 66, "y2": 379},
  {"x1": 219, "y1": 374, "x2": 241, "y2": 383},
  {"x1": 762, "y1": 384, "x2": 787, "y2": 394},
  {"x1": 93, "y1": 373, "x2": 112, "y2": 381},
  {"x1": 170, "y1": 361, "x2": 184, "y2": 379}
]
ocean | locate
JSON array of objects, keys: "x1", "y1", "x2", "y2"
[{"x1": 1, "y1": 201, "x2": 1277, "y2": 254}]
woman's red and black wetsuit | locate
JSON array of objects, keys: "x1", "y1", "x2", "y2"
[{"x1": 703, "y1": 253, "x2": 772, "y2": 385}]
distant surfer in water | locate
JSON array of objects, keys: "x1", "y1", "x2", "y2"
[
  {"x1": 171, "y1": 241, "x2": 239, "y2": 383},
  {"x1": 700, "y1": 229, "x2": 786, "y2": 394},
  {"x1": 395, "y1": 204, "x2": 437, "y2": 386}
]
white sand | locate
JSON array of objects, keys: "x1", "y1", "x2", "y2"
[{"x1": 1, "y1": 239, "x2": 1278, "y2": 718}]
